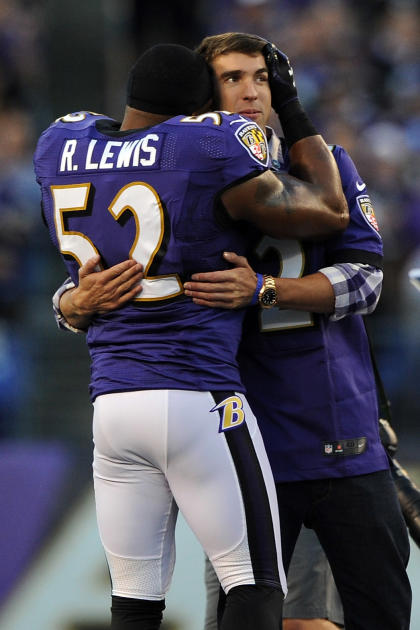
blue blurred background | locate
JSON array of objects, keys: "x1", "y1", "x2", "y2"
[{"x1": 0, "y1": 0, "x2": 418, "y2": 628}]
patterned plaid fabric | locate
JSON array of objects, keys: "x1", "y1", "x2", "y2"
[
  {"x1": 320, "y1": 263, "x2": 383, "y2": 321},
  {"x1": 52, "y1": 278, "x2": 82, "y2": 333}
]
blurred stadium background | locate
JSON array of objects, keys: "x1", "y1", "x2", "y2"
[{"x1": 0, "y1": 0, "x2": 418, "y2": 628}]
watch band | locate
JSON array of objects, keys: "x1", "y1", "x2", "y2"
[
  {"x1": 250, "y1": 273, "x2": 264, "y2": 306},
  {"x1": 258, "y1": 275, "x2": 277, "y2": 308}
]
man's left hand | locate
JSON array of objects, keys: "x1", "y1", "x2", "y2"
[{"x1": 184, "y1": 252, "x2": 257, "y2": 309}]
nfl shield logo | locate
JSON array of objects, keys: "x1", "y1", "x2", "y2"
[{"x1": 324, "y1": 443, "x2": 333, "y2": 455}]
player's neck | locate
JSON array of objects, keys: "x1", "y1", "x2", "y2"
[{"x1": 120, "y1": 105, "x2": 171, "y2": 131}]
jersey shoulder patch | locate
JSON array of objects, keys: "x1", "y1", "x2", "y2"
[
  {"x1": 233, "y1": 120, "x2": 268, "y2": 166},
  {"x1": 356, "y1": 194, "x2": 380, "y2": 232}
]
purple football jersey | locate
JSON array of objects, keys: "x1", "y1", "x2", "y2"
[
  {"x1": 34, "y1": 111, "x2": 269, "y2": 399},
  {"x1": 239, "y1": 144, "x2": 389, "y2": 481}
]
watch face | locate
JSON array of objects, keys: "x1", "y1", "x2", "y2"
[{"x1": 261, "y1": 288, "x2": 277, "y2": 306}]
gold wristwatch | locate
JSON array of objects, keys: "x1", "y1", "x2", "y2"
[{"x1": 258, "y1": 275, "x2": 277, "y2": 308}]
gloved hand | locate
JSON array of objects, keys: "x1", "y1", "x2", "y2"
[
  {"x1": 261, "y1": 39, "x2": 317, "y2": 147},
  {"x1": 262, "y1": 42, "x2": 298, "y2": 114}
]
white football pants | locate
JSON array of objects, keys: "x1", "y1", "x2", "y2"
[{"x1": 92, "y1": 389, "x2": 286, "y2": 600}]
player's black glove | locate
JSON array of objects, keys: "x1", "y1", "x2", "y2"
[
  {"x1": 262, "y1": 41, "x2": 317, "y2": 147},
  {"x1": 379, "y1": 418, "x2": 420, "y2": 548},
  {"x1": 262, "y1": 43, "x2": 298, "y2": 114}
]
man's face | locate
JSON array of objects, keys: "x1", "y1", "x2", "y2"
[{"x1": 210, "y1": 52, "x2": 272, "y2": 130}]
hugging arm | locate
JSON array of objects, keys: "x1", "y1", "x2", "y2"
[
  {"x1": 184, "y1": 252, "x2": 382, "y2": 318},
  {"x1": 222, "y1": 136, "x2": 349, "y2": 240},
  {"x1": 54, "y1": 256, "x2": 143, "y2": 332}
]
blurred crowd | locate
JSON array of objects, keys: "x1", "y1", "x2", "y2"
[
  {"x1": 0, "y1": 0, "x2": 48, "y2": 437},
  {"x1": 0, "y1": 0, "x2": 419, "y2": 439}
]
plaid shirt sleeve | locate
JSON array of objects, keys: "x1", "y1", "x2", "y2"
[
  {"x1": 52, "y1": 277, "x2": 86, "y2": 333},
  {"x1": 319, "y1": 263, "x2": 383, "y2": 321}
]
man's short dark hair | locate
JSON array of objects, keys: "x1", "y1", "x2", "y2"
[
  {"x1": 196, "y1": 33, "x2": 266, "y2": 65},
  {"x1": 127, "y1": 43, "x2": 213, "y2": 116}
]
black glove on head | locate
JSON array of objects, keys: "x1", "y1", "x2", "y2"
[
  {"x1": 262, "y1": 41, "x2": 318, "y2": 147},
  {"x1": 262, "y1": 42, "x2": 298, "y2": 114}
]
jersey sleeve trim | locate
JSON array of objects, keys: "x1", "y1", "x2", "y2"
[
  {"x1": 217, "y1": 168, "x2": 266, "y2": 197},
  {"x1": 326, "y1": 248, "x2": 383, "y2": 270},
  {"x1": 214, "y1": 169, "x2": 267, "y2": 226}
]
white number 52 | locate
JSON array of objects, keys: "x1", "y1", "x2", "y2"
[{"x1": 51, "y1": 182, "x2": 183, "y2": 302}]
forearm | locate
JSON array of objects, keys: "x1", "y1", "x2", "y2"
[
  {"x1": 274, "y1": 263, "x2": 383, "y2": 318},
  {"x1": 223, "y1": 167, "x2": 349, "y2": 241},
  {"x1": 59, "y1": 286, "x2": 94, "y2": 331},
  {"x1": 286, "y1": 135, "x2": 349, "y2": 234},
  {"x1": 259, "y1": 43, "x2": 348, "y2": 237},
  {"x1": 184, "y1": 256, "x2": 383, "y2": 318},
  {"x1": 52, "y1": 258, "x2": 143, "y2": 333},
  {"x1": 274, "y1": 271, "x2": 335, "y2": 313}
]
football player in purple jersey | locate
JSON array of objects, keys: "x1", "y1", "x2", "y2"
[{"x1": 36, "y1": 42, "x2": 349, "y2": 630}]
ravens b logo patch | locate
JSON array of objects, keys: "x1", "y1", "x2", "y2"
[
  {"x1": 211, "y1": 395, "x2": 246, "y2": 433},
  {"x1": 235, "y1": 122, "x2": 268, "y2": 166}
]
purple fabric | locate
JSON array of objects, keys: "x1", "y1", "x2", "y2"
[{"x1": 0, "y1": 441, "x2": 73, "y2": 605}]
